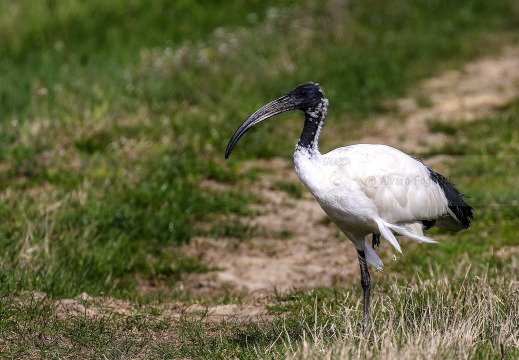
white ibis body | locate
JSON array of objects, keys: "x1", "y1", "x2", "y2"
[{"x1": 225, "y1": 82, "x2": 473, "y2": 332}]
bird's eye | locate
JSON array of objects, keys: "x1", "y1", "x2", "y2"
[{"x1": 299, "y1": 90, "x2": 307, "y2": 97}]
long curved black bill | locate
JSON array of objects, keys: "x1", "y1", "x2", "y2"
[{"x1": 225, "y1": 95, "x2": 295, "y2": 158}]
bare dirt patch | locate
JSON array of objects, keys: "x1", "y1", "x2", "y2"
[
  {"x1": 359, "y1": 45, "x2": 519, "y2": 153},
  {"x1": 187, "y1": 159, "x2": 359, "y2": 294},
  {"x1": 54, "y1": 292, "x2": 139, "y2": 320}
]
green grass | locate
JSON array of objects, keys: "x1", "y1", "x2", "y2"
[
  {"x1": 428, "y1": 120, "x2": 459, "y2": 136},
  {"x1": 0, "y1": 0, "x2": 519, "y2": 357},
  {"x1": 272, "y1": 181, "x2": 304, "y2": 199},
  {"x1": 2, "y1": 260, "x2": 517, "y2": 358}
]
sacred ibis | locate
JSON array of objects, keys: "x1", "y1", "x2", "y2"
[{"x1": 225, "y1": 82, "x2": 473, "y2": 332}]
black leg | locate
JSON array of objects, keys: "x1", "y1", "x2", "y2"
[
  {"x1": 357, "y1": 249, "x2": 371, "y2": 333},
  {"x1": 372, "y1": 232, "x2": 380, "y2": 249}
]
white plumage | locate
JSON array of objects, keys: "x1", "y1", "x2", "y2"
[
  {"x1": 295, "y1": 144, "x2": 445, "y2": 268},
  {"x1": 225, "y1": 82, "x2": 473, "y2": 332}
]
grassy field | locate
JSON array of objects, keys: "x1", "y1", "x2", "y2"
[{"x1": 0, "y1": 0, "x2": 518, "y2": 358}]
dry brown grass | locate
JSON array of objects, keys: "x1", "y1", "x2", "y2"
[{"x1": 289, "y1": 259, "x2": 519, "y2": 360}]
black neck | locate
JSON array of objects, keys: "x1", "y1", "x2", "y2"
[{"x1": 296, "y1": 98, "x2": 328, "y2": 153}]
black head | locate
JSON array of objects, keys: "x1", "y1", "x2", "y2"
[
  {"x1": 225, "y1": 82, "x2": 326, "y2": 158},
  {"x1": 285, "y1": 82, "x2": 325, "y2": 112}
]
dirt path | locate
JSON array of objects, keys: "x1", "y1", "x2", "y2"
[
  {"x1": 54, "y1": 45, "x2": 519, "y2": 321},
  {"x1": 361, "y1": 45, "x2": 519, "y2": 153}
]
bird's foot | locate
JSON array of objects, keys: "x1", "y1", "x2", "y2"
[{"x1": 372, "y1": 232, "x2": 380, "y2": 250}]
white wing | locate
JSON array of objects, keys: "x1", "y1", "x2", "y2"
[{"x1": 322, "y1": 144, "x2": 449, "y2": 224}]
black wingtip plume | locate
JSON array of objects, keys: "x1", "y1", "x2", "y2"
[{"x1": 427, "y1": 167, "x2": 474, "y2": 228}]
